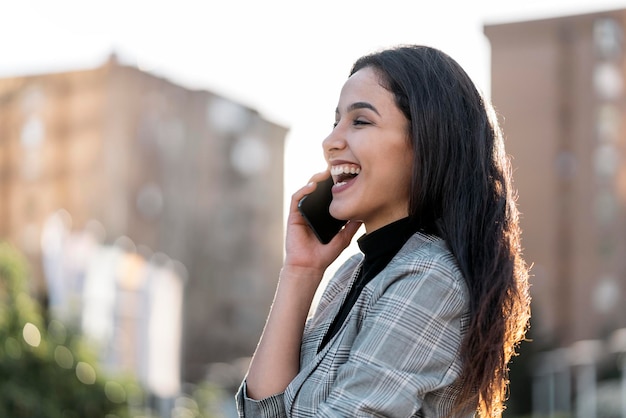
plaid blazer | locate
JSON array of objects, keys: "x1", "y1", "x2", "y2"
[{"x1": 237, "y1": 232, "x2": 474, "y2": 417}]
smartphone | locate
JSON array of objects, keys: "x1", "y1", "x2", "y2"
[{"x1": 297, "y1": 176, "x2": 348, "y2": 244}]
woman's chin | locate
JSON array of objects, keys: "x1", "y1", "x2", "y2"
[{"x1": 329, "y1": 204, "x2": 350, "y2": 222}]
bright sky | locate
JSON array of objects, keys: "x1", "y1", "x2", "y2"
[
  {"x1": 4, "y1": 0, "x2": 626, "y2": 190},
  {"x1": 3, "y1": 0, "x2": 626, "y2": 275}
]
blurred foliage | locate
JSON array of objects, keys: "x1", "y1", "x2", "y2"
[
  {"x1": 177, "y1": 382, "x2": 232, "y2": 418},
  {"x1": 0, "y1": 242, "x2": 136, "y2": 418}
]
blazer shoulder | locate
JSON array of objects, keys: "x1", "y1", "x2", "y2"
[{"x1": 384, "y1": 232, "x2": 466, "y2": 291}]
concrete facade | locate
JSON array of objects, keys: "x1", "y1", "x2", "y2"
[{"x1": 485, "y1": 10, "x2": 626, "y2": 348}]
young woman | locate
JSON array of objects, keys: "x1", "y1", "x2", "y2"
[{"x1": 236, "y1": 45, "x2": 531, "y2": 417}]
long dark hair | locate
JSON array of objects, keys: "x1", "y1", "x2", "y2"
[{"x1": 351, "y1": 45, "x2": 531, "y2": 416}]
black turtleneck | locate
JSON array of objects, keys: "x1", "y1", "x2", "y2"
[{"x1": 318, "y1": 217, "x2": 420, "y2": 352}]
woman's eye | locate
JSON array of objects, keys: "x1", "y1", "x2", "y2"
[{"x1": 333, "y1": 118, "x2": 370, "y2": 128}]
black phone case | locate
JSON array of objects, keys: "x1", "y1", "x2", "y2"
[{"x1": 297, "y1": 177, "x2": 348, "y2": 244}]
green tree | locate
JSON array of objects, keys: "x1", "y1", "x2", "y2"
[{"x1": 0, "y1": 242, "x2": 135, "y2": 418}]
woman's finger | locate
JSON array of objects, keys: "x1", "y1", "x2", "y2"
[{"x1": 289, "y1": 171, "x2": 331, "y2": 213}]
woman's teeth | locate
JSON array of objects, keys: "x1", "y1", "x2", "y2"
[
  {"x1": 331, "y1": 165, "x2": 361, "y2": 176},
  {"x1": 331, "y1": 164, "x2": 360, "y2": 186}
]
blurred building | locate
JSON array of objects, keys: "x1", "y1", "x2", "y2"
[
  {"x1": 485, "y1": 7, "x2": 626, "y2": 348},
  {"x1": 0, "y1": 55, "x2": 288, "y2": 383},
  {"x1": 485, "y1": 9, "x2": 626, "y2": 416}
]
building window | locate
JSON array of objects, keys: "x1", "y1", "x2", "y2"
[
  {"x1": 20, "y1": 115, "x2": 45, "y2": 180},
  {"x1": 594, "y1": 18, "x2": 623, "y2": 60},
  {"x1": 136, "y1": 183, "x2": 163, "y2": 220},
  {"x1": 230, "y1": 135, "x2": 270, "y2": 177},
  {"x1": 593, "y1": 62, "x2": 623, "y2": 100}
]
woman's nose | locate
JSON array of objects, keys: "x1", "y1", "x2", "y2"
[{"x1": 322, "y1": 125, "x2": 347, "y2": 157}]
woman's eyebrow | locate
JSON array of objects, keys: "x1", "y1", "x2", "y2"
[{"x1": 335, "y1": 101, "x2": 381, "y2": 116}]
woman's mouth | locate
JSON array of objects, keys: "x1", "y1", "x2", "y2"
[{"x1": 331, "y1": 164, "x2": 361, "y2": 187}]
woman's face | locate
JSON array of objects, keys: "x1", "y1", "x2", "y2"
[{"x1": 323, "y1": 67, "x2": 413, "y2": 233}]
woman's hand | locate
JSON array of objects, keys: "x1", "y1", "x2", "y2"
[
  {"x1": 284, "y1": 171, "x2": 362, "y2": 276},
  {"x1": 245, "y1": 172, "x2": 361, "y2": 401}
]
